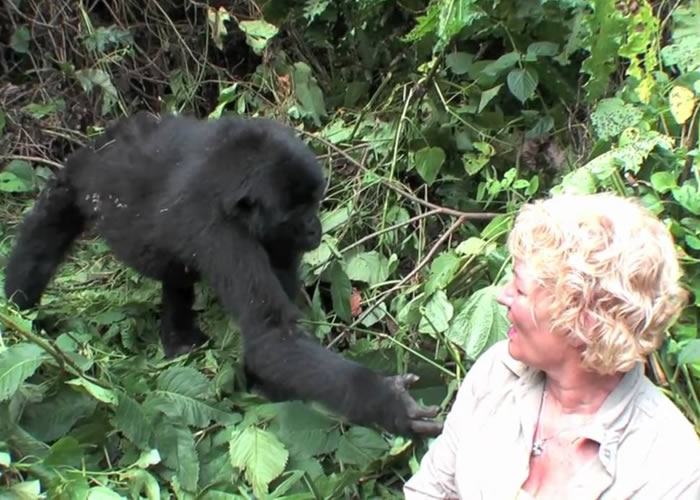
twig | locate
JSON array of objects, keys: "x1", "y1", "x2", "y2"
[
  {"x1": 328, "y1": 215, "x2": 468, "y2": 348},
  {"x1": 0, "y1": 308, "x2": 111, "y2": 389},
  {"x1": 3, "y1": 154, "x2": 64, "y2": 170},
  {"x1": 302, "y1": 131, "x2": 502, "y2": 220},
  {"x1": 340, "y1": 208, "x2": 442, "y2": 254}
]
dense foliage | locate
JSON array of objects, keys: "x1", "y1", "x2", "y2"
[{"x1": 1, "y1": 0, "x2": 699, "y2": 498}]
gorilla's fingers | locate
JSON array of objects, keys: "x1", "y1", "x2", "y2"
[{"x1": 409, "y1": 419, "x2": 444, "y2": 437}]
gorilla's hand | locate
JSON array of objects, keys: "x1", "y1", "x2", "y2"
[{"x1": 386, "y1": 373, "x2": 443, "y2": 437}]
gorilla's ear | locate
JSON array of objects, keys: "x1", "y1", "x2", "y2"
[{"x1": 220, "y1": 185, "x2": 257, "y2": 219}]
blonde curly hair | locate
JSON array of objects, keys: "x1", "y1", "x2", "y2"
[{"x1": 507, "y1": 192, "x2": 688, "y2": 374}]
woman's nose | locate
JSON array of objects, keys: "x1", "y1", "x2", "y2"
[{"x1": 497, "y1": 282, "x2": 513, "y2": 307}]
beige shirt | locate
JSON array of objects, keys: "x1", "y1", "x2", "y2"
[{"x1": 404, "y1": 340, "x2": 700, "y2": 499}]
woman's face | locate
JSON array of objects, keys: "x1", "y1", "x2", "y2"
[{"x1": 497, "y1": 260, "x2": 572, "y2": 370}]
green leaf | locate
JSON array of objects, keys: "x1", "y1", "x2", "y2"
[
  {"x1": 418, "y1": 290, "x2": 454, "y2": 336},
  {"x1": 0, "y1": 452, "x2": 10, "y2": 467},
  {"x1": 21, "y1": 386, "x2": 98, "y2": 442},
  {"x1": 446, "y1": 286, "x2": 507, "y2": 359},
  {"x1": 272, "y1": 401, "x2": 340, "y2": 456},
  {"x1": 87, "y1": 486, "x2": 127, "y2": 499},
  {"x1": 66, "y1": 378, "x2": 118, "y2": 405},
  {"x1": 292, "y1": 62, "x2": 326, "y2": 126},
  {"x1": 425, "y1": 251, "x2": 461, "y2": 295},
  {"x1": 478, "y1": 85, "x2": 502, "y2": 113},
  {"x1": 650, "y1": 171, "x2": 678, "y2": 194},
  {"x1": 0, "y1": 167, "x2": 34, "y2": 193},
  {"x1": 507, "y1": 68, "x2": 539, "y2": 103},
  {"x1": 0, "y1": 343, "x2": 46, "y2": 402},
  {"x1": 75, "y1": 69, "x2": 119, "y2": 115},
  {"x1": 112, "y1": 392, "x2": 152, "y2": 446},
  {"x1": 229, "y1": 427, "x2": 289, "y2": 498},
  {"x1": 483, "y1": 51, "x2": 521, "y2": 76},
  {"x1": 154, "y1": 424, "x2": 199, "y2": 493},
  {"x1": 237, "y1": 19, "x2": 279, "y2": 55},
  {"x1": 345, "y1": 251, "x2": 390, "y2": 286},
  {"x1": 335, "y1": 427, "x2": 389, "y2": 466},
  {"x1": 590, "y1": 98, "x2": 643, "y2": 141},
  {"x1": 124, "y1": 469, "x2": 161, "y2": 500},
  {"x1": 330, "y1": 262, "x2": 352, "y2": 323},
  {"x1": 445, "y1": 52, "x2": 473, "y2": 75},
  {"x1": 673, "y1": 184, "x2": 700, "y2": 215},
  {"x1": 678, "y1": 340, "x2": 700, "y2": 365},
  {"x1": 144, "y1": 367, "x2": 236, "y2": 427},
  {"x1": 10, "y1": 26, "x2": 30, "y2": 54},
  {"x1": 526, "y1": 41, "x2": 559, "y2": 58},
  {"x1": 414, "y1": 146, "x2": 445, "y2": 185},
  {"x1": 6, "y1": 480, "x2": 41, "y2": 498}
]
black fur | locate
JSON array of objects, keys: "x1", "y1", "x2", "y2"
[{"x1": 4, "y1": 112, "x2": 442, "y2": 437}]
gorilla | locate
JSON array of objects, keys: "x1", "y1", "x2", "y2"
[{"x1": 3, "y1": 111, "x2": 442, "y2": 437}]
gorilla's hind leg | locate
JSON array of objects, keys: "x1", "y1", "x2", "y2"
[
  {"x1": 4, "y1": 173, "x2": 85, "y2": 309},
  {"x1": 160, "y1": 276, "x2": 208, "y2": 358}
]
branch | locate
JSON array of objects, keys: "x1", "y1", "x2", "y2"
[
  {"x1": 302, "y1": 131, "x2": 502, "y2": 220},
  {"x1": 327, "y1": 215, "x2": 468, "y2": 348}
]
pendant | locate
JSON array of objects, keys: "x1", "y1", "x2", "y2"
[{"x1": 531, "y1": 440, "x2": 544, "y2": 456}]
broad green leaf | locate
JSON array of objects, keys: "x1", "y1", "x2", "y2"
[
  {"x1": 10, "y1": 26, "x2": 30, "y2": 54},
  {"x1": 0, "y1": 452, "x2": 10, "y2": 467},
  {"x1": 335, "y1": 427, "x2": 389, "y2": 466},
  {"x1": 229, "y1": 427, "x2": 289, "y2": 498},
  {"x1": 425, "y1": 251, "x2": 461, "y2": 295},
  {"x1": 583, "y1": 132, "x2": 674, "y2": 177},
  {"x1": 345, "y1": 251, "x2": 390, "y2": 286},
  {"x1": 455, "y1": 237, "x2": 492, "y2": 256},
  {"x1": 659, "y1": 5, "x2": 700, "y2": 73},
  {"x1": 154, "y1": 424, "x2": 199, "y2": 493},
  {"x1": 7, "y1": 480, "x2": 41, "y2": 498},
  {"x1": 556, "y1": 166, "x2": 597, "y2": 195},
  {"x1": 446, "y1": 286, "x2": 507, "y2": 359},
  {"x1": 66, "y1": 378, "x2": 118, "y2": 405},
  {"x1": 321, "y1": 204, "x2": 352, "y2": 233},
  {"x1": 445, "y1": 52, "x2": 473, "y2": 75},
  {"x1": 507, "y1": 68, "x2": 538, "y2": 104},
  {"x1": 678, "y1": 340, "x2": 700, "y2": 365},
  {"x1": 272, "y1": 401, "x2": 340, "y2": 456},
  {"x1": 650, "y1": 171, "x2": 678, "y2": 194},
  {"x1": 330, "y1": 262, "x2": 352, "y2": 323},
  {"x1": 157, "y1": 367, "x2": 214, "y2": 398},
  {"x1": 237, "y1": 19, "x2": 279, "y2": 55},
  {"x1": 133, "y1": 449, "x2": 161, "y2": 469},
  {"x1": 478, "y1": 85, "x2": 502, "y2": 113},
  {"x1": 483, "y1": 51, "x2": 520, "y2": 76},
  {"x1": 21, "y1": 387, "x2": 98, "y2": 442},
  {"x1": 87, "y1": 486, "x2": 127, "y2": 499},
  {"x1": 144, "y1": 367, "x2": 236, "y2": 427},
  {"x1": 124, "y1": 469, "x2": 161, "y2": 500},
  {"x1": 112, "y1": 392, "x2": 152, "y2": 446},
  {"x1": 673, "y1": 184, "x2": 700, "y2": 215},
  {"x1": 292, "y1": 62, "x2": 326, "y2": 126},
  {"x1": 414, "y1": 146, "x2": 445, "y2": 185},
  {"x1": 418, "y1": 290, "x2": 454, "y2": 336},
  {"x1": 0, "y1": 171, "x2": 34, "y2": 193},
  {"x1": 526, "y1": 41, "x2": 559, "y2": 58},
  {"x1": 0, "y1": 343, "x2": 46, "y2": 402},
  {"x1": 590, "y1": 98, "x2": 643, "y2": 140},
  {"x1": 669, "y1": 85, "x2": 696, "y2": 125},
  {"x1": 581, "y1": 1, "x2": 626, "y2": 101},
  {"x1": 44, "y1": 437, "x2": 83, "y2": 467},
  {"x1": 75, "y1": 69, "x2": 119, "y2": 115}
]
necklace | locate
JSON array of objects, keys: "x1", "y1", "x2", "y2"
[{"x1": 530, "y1": 388, "x2": 593, "y2": 457}]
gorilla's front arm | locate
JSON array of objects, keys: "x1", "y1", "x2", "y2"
[{"x1": 194, "y1": 223, "x2": 442, "y2": 437}]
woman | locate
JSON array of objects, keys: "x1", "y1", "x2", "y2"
[{"x1": 404, "y1": 192, "x2": 700, "y2": 499}]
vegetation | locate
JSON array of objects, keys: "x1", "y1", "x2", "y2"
[{"x1": 1, "y1": 0, "x2": 699, "y2": 498}]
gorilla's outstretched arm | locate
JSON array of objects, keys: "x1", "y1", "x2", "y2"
[{"x1": 194, "y1": 223, "x2": 441, "y2": 436}]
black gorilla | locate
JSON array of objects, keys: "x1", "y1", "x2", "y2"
[{"x1": 3, "y1": 112, "x2": 442, "y2": 437}]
